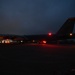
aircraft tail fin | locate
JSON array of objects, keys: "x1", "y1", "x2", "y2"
[{"x1": 56, "y1": 17, "x2": 75, "y2": 35}]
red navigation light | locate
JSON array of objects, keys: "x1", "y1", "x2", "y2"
[
  {"x1": 43, "y1": 40, "x2": 47, "y2": 44},
  {"x1": 48, "y1": 33, "x2": 52, "y2": 36}
]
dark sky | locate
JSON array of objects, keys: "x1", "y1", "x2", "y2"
[{"x1": 0, "y1": 0, "x2": 75, "y2": 35}]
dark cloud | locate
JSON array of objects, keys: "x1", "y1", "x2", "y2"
[{"x1": 0, "y1": 0, "x2": 75, "y2": 35}]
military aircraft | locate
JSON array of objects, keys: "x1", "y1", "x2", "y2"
[{"x1": 25, "y1": 17, "x2": 75, "y2": 44}]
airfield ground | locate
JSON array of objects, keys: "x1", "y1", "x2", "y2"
[{"x1": 0, "y1": 44, "x2": 75, "y2": 75}]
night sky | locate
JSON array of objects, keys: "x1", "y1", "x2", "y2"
[{"x1": 0, "y1": 0, "x2": 75, "y2": 35}]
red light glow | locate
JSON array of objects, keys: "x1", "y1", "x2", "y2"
[
  {"x1": 48, "y1": 33, "x2": 52, "y2": 36},
  {"x1": 43, "y1": 41, "x2": 47, "y2": 44}
]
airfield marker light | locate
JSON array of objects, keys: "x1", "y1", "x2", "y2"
[
  {"x1": 5, "y1": 40, "x2": 8, "y2": 43},
  {"x1": 2, "y1": 40, "x2": 4, "y2": 43},
  {"x1": 32, "y1": 40, "x2": 35, "y2": 42},
  {"x1": 48, "y1": 33, "x2": 52, "y2": 36},
  {"x1": 7, "y1": 40, "x2": 10, "y2": 43},
  {"x1": 70, "y1": 33, "x2": 72, "y2": 36},
  {"x1": 21, "y1": 40, "x2": 23, "y2": 43},
  {"x1": 43, "y1": 40, "x2": 47, "y2": 44}
]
